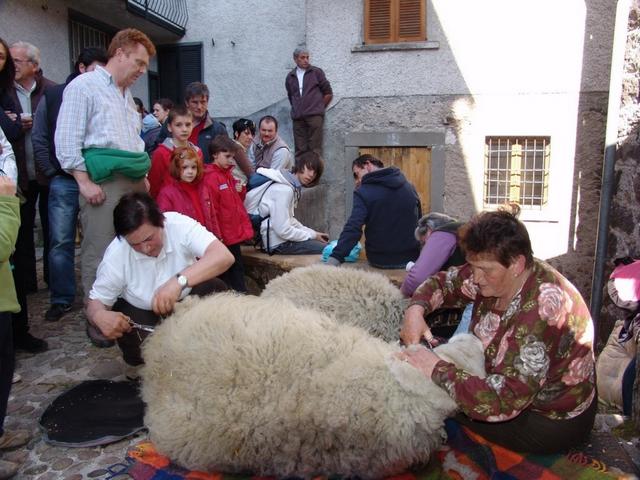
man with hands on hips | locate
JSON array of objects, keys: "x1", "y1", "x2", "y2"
[{"x1": 86, "y1": 192, "x2": 233, "y2": 367}]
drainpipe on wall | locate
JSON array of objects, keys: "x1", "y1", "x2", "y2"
[{"x1": 590, "y1": 0, "x2": 631, "y2": 334}]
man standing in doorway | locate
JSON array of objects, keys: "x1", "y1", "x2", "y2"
[
  {"x1": 56, "y1": 28, "x2": 156, "y2": 347},
  {"x1": 285, "y1": 47, "x2": 332, "y2": 158}
]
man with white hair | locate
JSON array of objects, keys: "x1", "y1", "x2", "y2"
[
  {"x1": 7, "y1": 40, "x2": 55, "y2": 354},
  {"x1": 285, "y1": 47, "x2": 332, "y2": 158}
]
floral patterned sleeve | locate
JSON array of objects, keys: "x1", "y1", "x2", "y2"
[
  {"x1": 409, "y1": 264, "x2": 478, "y2": 313},
  {"x1": 418, "y1": 261, "x2": 596, "y2": 422}
]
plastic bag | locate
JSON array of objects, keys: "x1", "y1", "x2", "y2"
[{"x1": 321, "y1": 241, "x2": 362, "y2": 263}]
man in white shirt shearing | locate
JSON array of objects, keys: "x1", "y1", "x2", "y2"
[{"x1": 87, "y1": 192, "x2": 234, "y2": 368}]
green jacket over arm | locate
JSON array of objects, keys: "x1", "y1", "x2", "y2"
[{"x1": 0, "y1": 195, "x2": 20, "y2": 313}]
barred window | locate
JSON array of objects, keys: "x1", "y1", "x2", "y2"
[
  {"x1": 68, "y1": 10, "x2": 114, "y2": 73},
  {"x1": 484, "y1": 137, "x2": 550, "y2": 209}
]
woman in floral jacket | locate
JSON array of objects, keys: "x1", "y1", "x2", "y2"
[{"x1": 399, "y1": 209, "x2": 596, "y2": 454}]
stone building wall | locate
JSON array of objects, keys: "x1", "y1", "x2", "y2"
[
  {"x1": 302, "y1": 91, "x2": 608, "y2": 305},
  {"x1": 604, "y1": 1, "x2": 640, "y2": 341}
]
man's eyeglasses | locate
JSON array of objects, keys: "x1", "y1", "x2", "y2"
[{"x1": 13, "y1": 58, "x2": 34, "y2": 65}]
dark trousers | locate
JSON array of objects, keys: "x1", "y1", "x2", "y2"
[
  {"x1": 453, "y1": 394, "x2": 597, "y2": 454},
  {"x1": 12, "y1": 181, "x2": 49, "y2": 340},
  {"x1": 0, "y1": 314, "x2": 15, "y2": 437},
  {"x1": 15, "y1": 180, "x2": 49, "y2": 288},
  {"x1": 271, "y1": 239, "x2": 326, "y2": 255},
  {"x1": 10, "y1": 258, "x2": 29, "y2": 339},
  {"x1": 292, "y1": 115, "x2": 324, "y2": 158},
  {"x1": 219, "y1": 243, "x2": 247, "y2": 293},
  {"x1": 114, "y1": 278, "x2": 228, "y2": 366}
]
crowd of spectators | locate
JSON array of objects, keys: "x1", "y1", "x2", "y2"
[{"x1": 0, "y1": 28, "x2": 599, "y2": 477}]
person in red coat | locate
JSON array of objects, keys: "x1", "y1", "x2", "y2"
[
  {"x1": 148, "y1": 105, "x2": 202, "y2": 199},
  {"x1": 156, "y1": 147, "x2": 221, "y2": 239},
  {"x1": 204, "y1": 136, "x2": 254, "y2": 292}
]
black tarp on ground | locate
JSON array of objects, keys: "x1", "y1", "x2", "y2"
[{"x1": 39, "y1": 379, "x2": 146, "y2": 447}]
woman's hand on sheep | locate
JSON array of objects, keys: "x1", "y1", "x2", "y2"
[
  {"x1": 152, "y1": 277, "x2": 183, "y2": 316},
  {"x1": 400, "y1": 304, "x2": 429, "y2": 344},
  {"x1": 93, "y1": 310, "x2": 132, "y2": 339},
  {"x1": 399, "y1": 346, "x2": 442, "y2": 379}
]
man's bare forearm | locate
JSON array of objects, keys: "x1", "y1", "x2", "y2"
[{"x1": 179, "y1": 240, "x2": 234, "y2": 287}]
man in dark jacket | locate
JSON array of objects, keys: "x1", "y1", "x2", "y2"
[
  {"x1": 182, "y1": 81, "x2": 227, "y2": 161},
  {"x1": 7, "y1": 41, "x2": 55, "y2": 353},
  {"x1": 154, "y1": 81, "x2": 254, "y2": 178},
  {"x1": 285, "y1": 48, "x2": 332, "y2": 158},
  {"x1": 32, "y1": 47, "x2": 108, "y2": 323},
  {"x1": 327, "y1": 154, "x2": 421, "y2": 269}
]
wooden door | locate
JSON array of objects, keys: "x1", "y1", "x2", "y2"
[{"x1": 358, "y1": 146, "x2": 431, "y2": 214}]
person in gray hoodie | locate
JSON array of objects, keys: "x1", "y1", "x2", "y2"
[{"x1": 244, "y1": 152, "x2": 328, "y2": 254}]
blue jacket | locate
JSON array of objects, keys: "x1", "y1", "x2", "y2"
[{"x1": 331, "y1": 167, "x2": 421, "y2": 267}]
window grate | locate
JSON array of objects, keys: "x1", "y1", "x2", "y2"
[
  {"x1": 484, "y1": 137, "x2": 550, "y2": 209},
  {"x1": 67, "y1": 10, "x2": 116, "y2": 74}
]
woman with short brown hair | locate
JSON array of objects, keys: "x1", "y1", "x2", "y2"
[{"x1": 399, "y1": 209, "x2": 596, "y2": 454}]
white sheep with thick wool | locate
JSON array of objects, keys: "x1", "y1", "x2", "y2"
[
  {"x1": 262, "y1": 264, "x2": 407, "y2": 342},
  {"x1": 141, "y1": 292, "x2": 484, "y2": 479}
]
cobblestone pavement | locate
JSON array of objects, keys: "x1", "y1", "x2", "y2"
[
  {"x1": 4, "y1": 253, "x2": 640, "y2": 479},
  {"x1": 5, "y1": 258, "x2": 143, "y2": 479}
]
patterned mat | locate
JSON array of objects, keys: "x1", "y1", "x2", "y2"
[{"x1": 118, "y1": 420, "x2": 630, "y2": 480}]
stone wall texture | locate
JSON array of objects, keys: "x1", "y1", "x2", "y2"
[{"x1": 604, "y1": 1, "x2": 640, "y2": 342}]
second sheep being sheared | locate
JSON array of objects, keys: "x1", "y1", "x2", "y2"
[
  {"x1": 141, "y1": 293, "x2": 484, "y2": 479},
  {"x1": 262, "y1": 264, "x2": 407, "y2": 342}
]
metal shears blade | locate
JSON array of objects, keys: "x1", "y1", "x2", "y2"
[
  {"x1": 128, "y1": 320, "x2": 155, "y2": 333},
  {"x1": 420, "y1": 337, "x2": 434, "y2": 350}
]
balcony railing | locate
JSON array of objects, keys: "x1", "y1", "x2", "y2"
[{"x1": 126, "y1": 0, "x2": 188, "y2": 36}]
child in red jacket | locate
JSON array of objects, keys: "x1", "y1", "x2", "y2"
[
  {"x1": 205, "y1": 136, "x2": 254, "y2": 292},
  {"x1": 149, "y1": 105, "x2": 203, "y2": 198},
  {"x1": 156, "y1": 147, "x2": 221, "y2": 238}
]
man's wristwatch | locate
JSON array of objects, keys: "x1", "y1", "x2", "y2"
[{"x1": 176, "y1": 274, "x2": 189, "y2": 290}]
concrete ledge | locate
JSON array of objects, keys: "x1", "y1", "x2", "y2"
[
  {"x1": 351, "y1": 41, "x2": 440, "y2": 53},
  {"x1": 241, "y1": 246, "x2": 406, "y2": 293}
]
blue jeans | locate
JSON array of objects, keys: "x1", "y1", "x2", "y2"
[
  {"x1": 48, "y1": 176, "x2": 79, "y2": 305},
  {"x1": 452, "y1": 304, "x2": 474, "y2": 336}
]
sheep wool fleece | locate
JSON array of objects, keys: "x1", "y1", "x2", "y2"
[
  {"x1": 141, "y1": 293, "x2": 485, "y2": 479},
  {"x1": 262, "y1": 264, "x2": 407, "y2": 342}
]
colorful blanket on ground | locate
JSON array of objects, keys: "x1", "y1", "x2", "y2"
[{"x1": 120, "y1": 420, "x2": 628, "y2": 480}]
